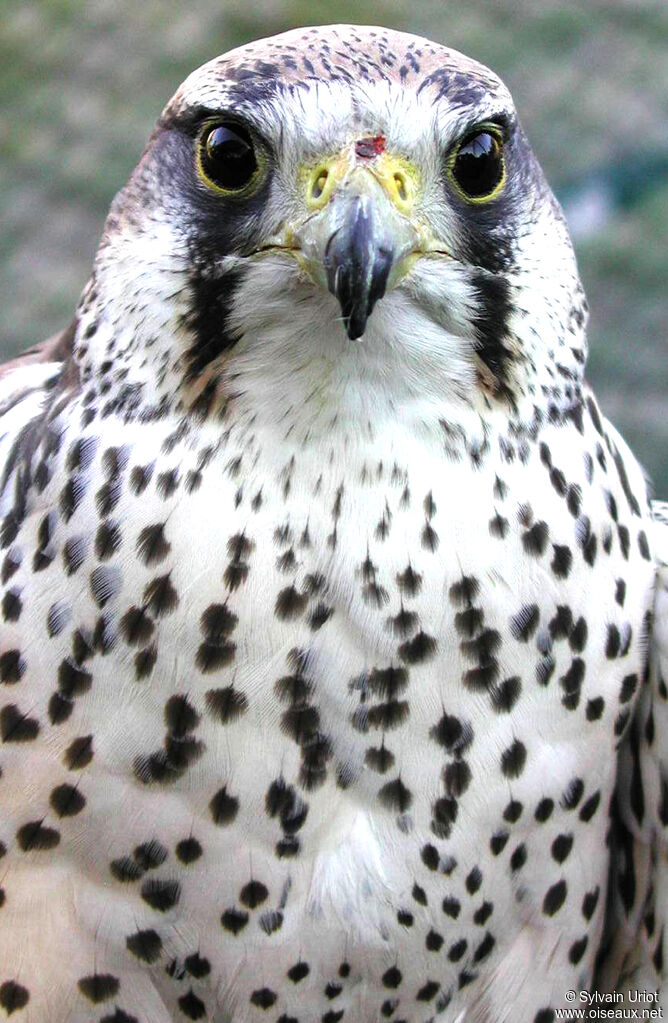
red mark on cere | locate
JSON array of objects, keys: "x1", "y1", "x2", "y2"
[{"x1": 355, "y1": 135, "x2": 386, "y2": 159}]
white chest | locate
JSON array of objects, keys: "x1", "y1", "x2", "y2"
[{"x1": 3, "y1": 402, "x2": 655, "y2": 1021}]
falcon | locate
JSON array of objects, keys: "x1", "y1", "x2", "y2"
[{"x1": 0, "y1": 24, "x2": 666, "y2": 1023}]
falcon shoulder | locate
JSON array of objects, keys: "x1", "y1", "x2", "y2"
[
  {"x1": 0, "y1": 321, "x2": 79, "y2": 515},
  {"x1": 598, "y1": 497, "x2": 668, "y2": 1007}
]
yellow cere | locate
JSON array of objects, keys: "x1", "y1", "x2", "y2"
[
  {"x1": 302, "y1": 147, "x2": 420, "y2": 215},
  {"x1": 369, "y1": 153, "x2": 419, "y2": 215},
  {"x1": 303, "y1": 153, "x2": 352, "y2": 210}
]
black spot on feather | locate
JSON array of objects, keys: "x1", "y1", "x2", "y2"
[
  {"x1": 48, "y1": 692, "x2": 73, "y2": 724},
  {"x1": 63, "y1": 734, "x2": 93, "y2": 769},
  {"x1": 281, "y1": 704, "x2": 319, "y2": 743},
  {"x1": 398, "y1": 630, "x2": 436, "y2": 663},
  {"x1": 387, "y1": 607, "x2": 419, "y2": 636},
  {"x1": 522, "y1": 521, "x2": 548, "y2": 556},
  {"x1": 1, "y1": 704, "x2": 40, "y2": 742},
  {"x1": 367, "y1": 700, "x2": 409, "y2": 730},
  {"x1": 90, "y1": 566, "x2": 120, "y2": 608},
  {"x1": 176, "y1": 837, "x2": 202, "y2": 864},
  {"x1": 561, "y1": 777, "x2": 584, "y2": 809},
  {"x1": 0, "y1": 981, "x2": 29, "y2": 1015},
  {"x1": 178, "y1": 989, "x2": 206, "y2": 1019},
  {"x1": 449, "y1": 575, "x2": 479, "y2": 605},
  {"x1": 16, "y1": 819, "x2": 60, "y2": 851},
  {"x1": 184, "y1": 952, "x2": 210, "y2": 978},
  {"x1": 582, "y1": 887, "x2": 599, "y2": 921},
  {"x1": 143, "y1": 574, "x2": 179, "y2": 617},
  {"x1": 460, "y1": 628, "x2": 501, "y2": 660},
  {"x1": 378, "y1": 776, "x2": 412, "y2": 812},
  {"x1": 95, "y1": 520, "x2": 122, "y2": 559},
  {"x1": 417, "y1": 980, "x2": 440, "y2": 1001},
  {"x1": 135, "y1": 646, "x2": 157, "y2": 680},
  {"x1": 50, "y1": 783, "x2": 86, "y2": 817},
  {"x1": 59, "y1": 473, "x2": 87, "y2": 522},
  {"x1": 63, "y1": 535, "x2": 87, "y2": 575},
  {"x1": 542, "y1": 880, "x2": 567, "y2": 916},
  {"x1": 501, "y1": 739, "x2": 527, "y2": 778},
  {"x1": 454, "y1": 606, "x2": 484, "y2": 636},
  {"x1": 2, "y1": 549, "x2": 21, "y2": 583},
  {"x1": 77, "y1": 974, "x2": 120, "y2": 1004},
  {"x1": 367, "y1": 665, "x2": 409, "y2": 697},
  {"x1": 396, "y1": 563, "x2": 422, "y2": 596},
  {"x1": 551, "y1": 544, "x2": 572, "y2": 578},
  {"x1": 58, "y1": 658, "x2": 92, "y2": 697},
  {"x1": 430, "y1": 712, "x2": 473, "y2": 755},
  {"x1": 201, "y1": 603, "x2": 237, "y2": 639},
  {"x1": 239, "y1": 880, "x2": 268, "y2": 908},
  {"x1": 136, "y1": 523, "x2": 170, "y2": 566},
  {"x1": 250, "y1": 988, "x2": 277, "y2": 1010},
  {"x1": 219, "y1": 912, "x2": 248, "y2": 937},
  {"x1": 463, "y1": 660, "x2": 499, "y2": 690},
  {"x1": 126, "y1": 928, "x2": 163, "y2": 964},
  {"x1": 120, "y1": 606, "x2": 155, "y2": 646},
  {"x1": 205, "y1": 686, "x2": 248, "y2": 723},
  {"x1": 196, "y1": 641, "x2": 236, "y2": 672},
  {"x1": 2, "y1": 588, "x2": 22, "y2": 622},
  {"x1": 156, "y1": 468, "x2": 179, "y2": 499},
  {"x1": 275, "y1": 586, "x2": 308, "y2": 620},
  {"x1": 365, "y1": 745, "x2": 395, "y2": 772},
  {"x1": 130, "y1": 463, "x2": 154, "y2": 495},
  {"x1": 95, "y1": 478, "x2": 121, "y2": 517},
  {"x1": 209, "y1": 786, "x2": 239, "y2": 825},
  {"x1": 140, "y1": 878, "x2": 181, "y2": 912},
  {"x1": 491, "y1": 675, "x2": 521, "y2": 713},
  {"x1": 164, "y1": 694, "x2": 199, "y2": 735}
]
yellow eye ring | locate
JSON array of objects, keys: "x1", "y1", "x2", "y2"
[
  {"x1": 447, "y1": 126, "x2": 506, "y2": 204},
  {"x1": 196, "y1": 120, "x2": 266, "y2": 197}
]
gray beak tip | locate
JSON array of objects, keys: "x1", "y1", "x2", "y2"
[
  {"x1": 344, "y1": 315, "x2": 368, "y2": 342},
  {"x1": 324, "y1": 196, "x2": 394, "y2": 340}
]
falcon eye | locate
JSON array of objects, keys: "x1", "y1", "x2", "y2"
[
  {"x1": 198, "y1": 121, "x2": 260, "y2": 194},
  {"x1": 449, "y1": 128, "x2": 505, "y2": 202}
]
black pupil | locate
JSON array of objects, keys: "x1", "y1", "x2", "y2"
[
  {"x1": 453, "y1": 131, "x2": 503, "y2": 198},
  {"x1": 202, "y1": 124, "x2": 257, "y2": 190}
]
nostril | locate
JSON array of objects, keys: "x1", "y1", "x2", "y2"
[
  {"x1": 311, "y1": 169, "x2": 329, "y2": 200},
  {"x1": 393, "y1": 172, "x2": 408, "y2": 202}
]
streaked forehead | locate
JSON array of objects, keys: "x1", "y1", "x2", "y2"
[{"x1": 164, "y1": 24, "x2": 511, "y2": 120}]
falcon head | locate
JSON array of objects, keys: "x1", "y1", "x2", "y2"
[{"x1": 82, "y1": 26, "x2": 587, "y2": 427}]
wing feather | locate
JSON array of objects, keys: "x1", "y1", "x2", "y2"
[
  {"x1": 597, "y1": 501, "x2": 668, "y2": 1007},
  {"x1": 0, "y1": 322, "x2": 78, "y2": 512}
]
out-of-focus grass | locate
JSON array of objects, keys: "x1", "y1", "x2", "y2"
[{"x1": 1, "y1": 0, "x2": 666, "y2": 490}]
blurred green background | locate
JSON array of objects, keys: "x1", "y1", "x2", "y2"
[{"x1": 1, "y1": 0, "x2": 666, "y2": 493}]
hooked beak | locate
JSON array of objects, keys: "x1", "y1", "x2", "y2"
[
  {"x1": 322, "y1": 193, "x2": 395, "y2": 340},
  {"x1": 262, "y1": 147, "x2": 436, "y2": 339}
]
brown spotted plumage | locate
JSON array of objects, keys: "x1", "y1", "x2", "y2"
[{"x1": 0, "y1": 24, "x2": 667, "y2": 1023}]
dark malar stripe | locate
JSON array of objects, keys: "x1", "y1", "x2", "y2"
[
  {"x1": 470, "y1": 270, "x2": 514, "y2": 385},
  {"x1": 182, "y1": 264, "x2": 246, "y2": 381}
]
